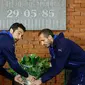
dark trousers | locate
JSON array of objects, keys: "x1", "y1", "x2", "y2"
[{"x1": 67, "y1": 67, "x2": 85, "y2": 85}]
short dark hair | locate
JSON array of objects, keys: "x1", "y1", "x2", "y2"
[
  {"x1": 38, "y1": 28, "x2": 54, "y2": 37},
  {"x1": 9, "y1": 23, "x2": 26, "y2": 32}
]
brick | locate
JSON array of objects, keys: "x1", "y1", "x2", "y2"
[
  {"x1": 22, "y1": 44, "x2": 33, "y2": 49},
  {"x1": 16, "y1": 53, "x2": 22, "y2": 57},
  {"x1": 74, "y1": 24, "x2": 85, "y2": 29},
  {"x1": 67, "y1": 12, "x2": 80, "y2": 16},
  {"x1": 68, "y1": 28, "x2": 80, "y2": 32},
  {"x1": 73, "y1": 33, "x2": 85, "y2": 40},
  {"x1": 24, "y1": 31, "x2": 33, "y2": 36},
  {"x1": 75, "y1": 0, "x2": 85, "y2": 3},
  {"x1": 29, "y1": 40, "x2": 39, "y2": 45},
  {"x1": 75, "y1": 16, "x2": 85, "y2": 20},
  {"x1": 81, "y1": 3, "x2": 85, "y2": 8},
  {"x1": 16, "y1": 48, "x2": 29, "y2": 54},
  {"x1": 81, "y1": 20, "x2": 85, "y2": 24},
  {"x1": 45, "y1": 53, "x2": 51, "y2": 58},
  {"x1": 69, "y1": 4, "x2": 80, "y2": 8},
  {"x1": 34, "y1": 45, "x2": 46, "y2": 49},
  {"x1": 24, "y1": 31, "x2": 38, "y2": 37},
  {"x1": 80, "y1": 28, "x2": 85, "y2": 32},
  {"x1": 64, "y1": 32, "x2": 74, "y2": 37},
  {"x1": 67, "y1": 8, "x2": 75, "y2": 12},
  {"x1": 81, "y1": 12, "x2": 85, "y2": 16},
  {"x1": 15, "y1": 45, "x2": 23, "y2": 49},
  {"x1": 35, "y1": 53, "x2": 49, "y2": 58},
  {"x1": 28, "y1": 48, "x2": 49, "y2": 54},
  {"x1": 66, "y1": 3, "x2": 69, "y2": 8},
  {"x1": 67, "y1": 24, "x2": 74, "y2": 28},
  {"x1": 16, "y1": 39, "x2": 29, "y2": 45},
  {"x1": 67, "y1": 0, "x2": 74, "y2": 4},
  {"x1": 32, "y1": 31, "x2": 39, "y2": 37},
  {"x1": 75, "y1": 8, "x2": 85, "y2": 12},
  {"x1": 66, "y1": 20, "x2": 70, "y2": 25},
  {"x1": 23, "y1": 35, "x2": 35, "y2": 40},
  {"x1": 70, "y1": 19, "x2": 81, "y2": 24},
  {"x1": 67, "y1": 16, "x2": 75, "y2": 20}
]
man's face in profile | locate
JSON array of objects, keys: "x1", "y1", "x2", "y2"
[{"x1": 10, "y1": 27, "x2": 24, "y2": 42}]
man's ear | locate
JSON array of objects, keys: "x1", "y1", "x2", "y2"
[{"x1": 10, "y1": 28, "x2": 13, "y2": 34}]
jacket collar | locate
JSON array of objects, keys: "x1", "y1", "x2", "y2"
[{"x1": 53, "y1": 32, "x2": 64, "y2": 48}]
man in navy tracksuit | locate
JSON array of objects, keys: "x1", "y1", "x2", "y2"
[
  {"x1": 32, "y1": 29, "x2": 85, "y2": 85},
  {"x1": 0, "y1": 23, "x2": 33, "y2": 84}
]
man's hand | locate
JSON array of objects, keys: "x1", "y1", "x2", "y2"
[
  {"x1": 26, "y1": 75, "x2": 36, "y2": 82},
  {"x1": 14, "y1": 75, "x2": 24, "y2": 85},
  {"x1": 31, "y1": 79, "x2": 42, "y2": 85}
]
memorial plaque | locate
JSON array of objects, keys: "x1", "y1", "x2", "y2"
[{"x1": 0, "y1": 0, "x2": 66, "y2": 30}]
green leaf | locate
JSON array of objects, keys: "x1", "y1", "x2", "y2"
[{"x1": 8, "y1": 54, "x2": 50, "y2": 79}]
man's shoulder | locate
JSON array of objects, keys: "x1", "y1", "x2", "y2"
[
  {"x1": 0, "y1": 34, "x2": 14, "y2": 47},
  {"x1": 0, "y1": 33, "x2": 13, "y2": 41}
]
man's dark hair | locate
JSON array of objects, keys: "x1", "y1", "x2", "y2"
[
  {"x1": 9, "y1": 23, "x2": 26, "y2": 32},
  {"x1": 38, "y1": 28, "x2": 54, "y2": 37}
]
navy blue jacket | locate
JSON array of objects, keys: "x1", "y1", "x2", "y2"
[
  {"x1": 41, "y1": 32, "x2": 85, "y2": 83},
  {"x1": 0, "y1": 31, "x2": 28, "y2": 80}
]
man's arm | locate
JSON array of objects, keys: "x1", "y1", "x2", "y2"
[
  {"x1": 2, "y1": 43, "x2": 28, "y2": 78},
  {"x1": 41, "y1": 40, "x2": 71, "y2": 83}
]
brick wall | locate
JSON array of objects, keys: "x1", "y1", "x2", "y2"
[{"x1": 1, "y1": 0, "x2": 85, "y2": 85}]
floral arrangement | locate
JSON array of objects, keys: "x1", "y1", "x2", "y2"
[{"x1": 9, "y1": 54, "x2": 50, "y2": 79}]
